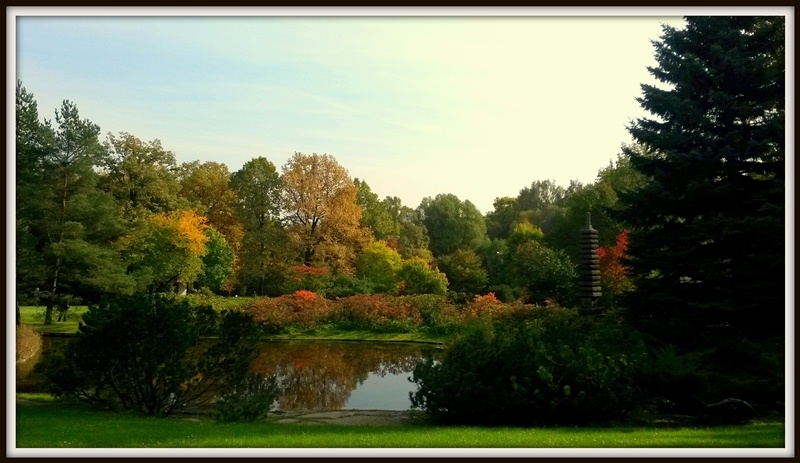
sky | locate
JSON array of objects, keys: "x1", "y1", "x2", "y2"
[{"x1": 8, "y1": 8, "x2": 699, "y2": 214}]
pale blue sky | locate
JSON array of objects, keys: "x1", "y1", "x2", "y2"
[{"x1": 11, "y1": 10, "x2": 691, "y2": 214}]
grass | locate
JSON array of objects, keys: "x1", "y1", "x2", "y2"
[
  {"x1": 14, "y1": 397, "x2": 785, "y2": 449},
  {"x1": 18, "y1": 305, "x2": 88, "y2": 334},
  {"x1": 18, "y1": 304, "x2": 448, "y2": 343}
]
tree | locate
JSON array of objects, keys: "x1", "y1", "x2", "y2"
[
  {"x1": 617, "y1": 17, "x2": 785, "y2": 345},
  {"x1": 597, "y1": 229, "x2": 634, "y2": 307},
  {"x1": 118, "y1": 210, "x2": 209, "y2": 293},
  {"x1": 485, "y1": 196, "x2": 519, "y2": 240},
  {"x1": 417, "y1": 194, "x2": 488, "y2": 258},
  {"x1": 230, "y1": 157, "x2": 288, "y2": 296},
  {"x1": 15, "y1": 82, "x2": 51, "y2": 302},
  {"x1": 99, "y1": 132, "x2": 184, "y2": 224},
  {"x1": 354, "y1": 178, "x2": 397, "y2": 240},
  {"x1": 178, "y1": 161, "x2": 243, "y2": 247},
  {"x1": 437, "y1": 249, "x2": 488, "y2": 297},
  {"x1": 382, "y1": 196, "x2": 431, "y2": 260},
  {"x1": 398, "y1": 257, "x2": 449, "y2": 296},
  {"x1": 21, "y1": 97, "x2": 130, "y2": 323},
  {"x1": 355, "y1": 240, "x2": 403, "y2": 294},
  {"x1": 513, "y1": 240, "x2": 578, "y2": 306},
  {"x1": 199, "y1": 227, "x2": 235, "y2": 294},
  {"x1": 281, "y1": 152, "x2": 371, "y2": 271}
]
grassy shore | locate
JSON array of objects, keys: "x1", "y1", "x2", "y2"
[
  {"x1": 14, "y1": 396, "x2": 785, "y2": 449},
  {"x1": 18, "y1": 305, "x2": 448, "y2": 343}
]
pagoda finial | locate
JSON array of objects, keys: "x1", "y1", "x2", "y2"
[{"x1": 586, "y1": 212, "x2": 592, "y2": 228}]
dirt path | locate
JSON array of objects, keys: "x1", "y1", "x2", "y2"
[{"x1": 267, "y1": 409, "x2": 429, "y2": 426}]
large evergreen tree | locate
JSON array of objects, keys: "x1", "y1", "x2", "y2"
[{"x1": 617, "y1": 17, "x2": 785, "y2": 346}]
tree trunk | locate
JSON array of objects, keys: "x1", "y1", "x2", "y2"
[{"x1": 16, "y1": 301, "x2": 21, "y2": 326}]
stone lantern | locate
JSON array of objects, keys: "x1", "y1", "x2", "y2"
[{"x1": 579, "y1": 212, "x2": 601, "y2": 313}]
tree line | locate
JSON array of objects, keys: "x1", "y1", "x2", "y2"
[{"x1": 16, "y1": 82, "x2": 647, "y2": 324}]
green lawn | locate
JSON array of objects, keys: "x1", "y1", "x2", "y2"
[
  {"x1": 18, "y1": 305, "x2": 88, "y2": 334},
  {"x1": 18, "y1": 305, "x2": 448, "y2": 343},
  {"x1": 14, "y1": 398, "x2": 785, "y2": 449}
]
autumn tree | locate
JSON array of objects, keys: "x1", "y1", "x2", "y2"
[
  {"x1": 99, "y1": 132, "x2": 184, "y2": 223},
  {"x1": 178, "y1": 161, "x2": 243, "y2": 247},
  {"x1": 230, "y1": 157, "x2": 288, "y2": 296},
  {"x1": 281, "y1": 152, "x2": 371, "y2": 272},
  {"x1": 417, "y1": 194, "x2": 488, "y2": 258},
  {"x1": 118, "y1": 210, "x2": 209, "y2": 293},
  {"x1": 597, "y1": 229, "x2": 633, "y2": 307}
]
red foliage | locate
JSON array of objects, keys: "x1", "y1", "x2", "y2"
[{"x1": 598, "y1": 229, "x2": 633, "y2": 296}]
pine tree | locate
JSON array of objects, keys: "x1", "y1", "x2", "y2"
[{"x1": 617, "y1": 17, "x2": 785, "y2": 346}]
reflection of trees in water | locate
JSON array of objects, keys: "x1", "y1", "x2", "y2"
[{"x1": 250, "y1": 342, "x2": 431, "y2": 410}]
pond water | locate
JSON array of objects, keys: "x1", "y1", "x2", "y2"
[{"x1": 17, "y1": 337, "x2": 441, "y2": 412}]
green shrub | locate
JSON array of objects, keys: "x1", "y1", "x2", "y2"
[
  {"x1": 37, "y1": 294, "x2": 263, "y2": 417},
  {"x1": 326, "y1": 273, "x2": 375, "y2": 298},
  {"x1": 410, "y1": 309, "x2": 648, "y2": 426}
]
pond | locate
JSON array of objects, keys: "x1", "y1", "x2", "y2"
[{"x1": 17, "y1": 337, "x2": 442, "y2": 412}]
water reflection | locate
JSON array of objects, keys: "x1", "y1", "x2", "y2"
[
  {"x1": 17, "y1": 337, "x2": 440, "y2": 412},
  {"x1": 251, "y1": 341, "x2": 438, "y2": 411}
]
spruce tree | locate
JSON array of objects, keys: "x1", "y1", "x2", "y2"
[{"x1": 617, "y1": 17, "x2": 785, "y2": 347}]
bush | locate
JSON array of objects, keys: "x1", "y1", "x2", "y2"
[
  {"x1": 248, "y1": 291, "x2": 331, "y2": 333},
  {"x1": 16, "y1": 324, "x2": 42, "y2": 364},
  {"x1": 37, "y1": 294, "x2": 263, "y2": 417},
  {"x1": 329, "y1": 294, "x2": 422, "y2": 332},
  {"x1": 326, "y1": 273, "x2": 375, "y2": 298},
  {"x1": 410, "y1": 309, "x2": 648, "y2": 426}
]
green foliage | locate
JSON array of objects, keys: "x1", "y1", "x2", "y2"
[
  {"x1": 436, "y1": 249, "x2": 488, "y2": 297},
  {"x1": 230, "y1": 157, "x2": 288, "y2": 296},
  {"x1": 512, "y1": 241, "x2": 578, "y2": 306},
  {"x1": 200, "y1": 227, "x2": 235, "y2": 293},
  {"x1": 617, "y1": 18, "x2": 785, "y2": 347},
  {"x1": 100, "y1": 132, "x2": 184, "y2": 223},
  {"x1": 356, "y1": 240, "x2": 403, "y2": 294},
  {"x1": 37, "y1": 294, "x2": 262, "y2": 417},
  {"x1": 410, "y1": 309, "x2": 648, "y2": 426},
  {"x1": 398, "y1": 257, "x2": 449, "y2": 296},
  {"x1": 418, "y1": 193, "x2": 489, "y2": 257},
  {"x1": 382, "y1": 196, "x2": 431, "y2": 260},
  {"x1": 355, "y1": 179, "x2": 398, "y2": 240}
]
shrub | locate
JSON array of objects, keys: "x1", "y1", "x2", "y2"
[
  {"x1": 16, "y1": 324, "x2": 42, "y2": 364},
  {"x1": 248, "y1": 291, "x2": 331, "y2": 332},
  {"x1": 410, "y1": 309, "x2": 648, "y2": 426},
  {"x1": 330, "y1": 294, "x2": 422, "y2": 332},
  {"x1": 405, "y1": 294, "x2": 462, "y2": 335},
  {"x1": 326, "y1": 273, "x2": 375, "y2": 298},
  {"x1": 512, "y1": 241, "x2": 578, "y2": 307},
  {"x1": 37, "y1": 294, "x2": 262, "y2": 417}
]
